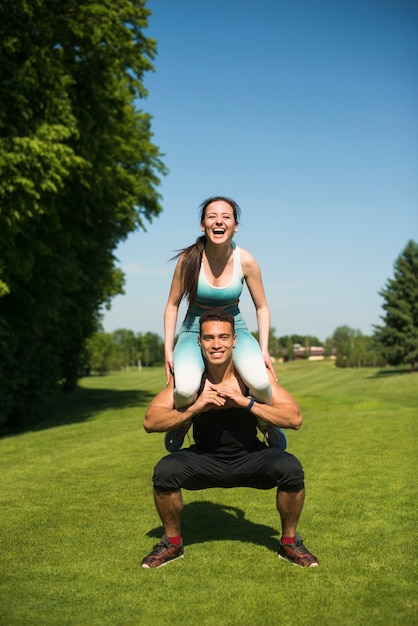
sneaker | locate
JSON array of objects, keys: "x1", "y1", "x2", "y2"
[
  {"x1": 164, "y1": 423, "x2": 190, "y2": 452},
  {"x1": 261, "y1": 425, "x2": 288, "y2": 450},
  {"x1": 141, "y1": 535, "x2": 184, "y2": 569},
  {"x1": 278, "y1": 533, "x2": 319, "y2": 567}
]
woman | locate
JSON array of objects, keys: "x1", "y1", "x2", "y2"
[{"x1": 164, "y1": 196, "x2": 286, "y2": 451}]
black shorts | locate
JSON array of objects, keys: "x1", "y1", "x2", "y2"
[{"x1": 152, "y1": 443, "x2": 304, "y2": 493}]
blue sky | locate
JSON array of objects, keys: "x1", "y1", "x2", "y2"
[{"x1": 102, "y1": 0, "x2": 418, "y2": 342}]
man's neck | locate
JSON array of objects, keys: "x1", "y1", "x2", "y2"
[{"x1": 204, "y1": 360, "x2": 236, "y2": 385}]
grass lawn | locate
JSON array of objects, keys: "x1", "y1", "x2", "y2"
[{"x1": 1, "y1": 361, "x2": 417, "y2": 626}]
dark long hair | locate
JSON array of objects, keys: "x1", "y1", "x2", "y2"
[{"x1": 171, "y1": 196, "x2": 241, "y2": 306}]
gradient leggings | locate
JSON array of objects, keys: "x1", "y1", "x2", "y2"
[{"x1": 173, "y1": 305, "x2": 272, "y2": 425}]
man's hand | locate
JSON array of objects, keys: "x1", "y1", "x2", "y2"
[
  {"x1": 191, "y1": 387, "x2": 228, "y2": 413},
  {"x1": 206, "y1": 384, "x2": 248, "y2": 410}
]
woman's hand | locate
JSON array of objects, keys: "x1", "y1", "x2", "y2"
[
  {"x1": 164, "y1": 350, "x2": 174, "y2": 385},
  {"x1": 263, "y1": 350, "x2": 277, "y2": 381}
]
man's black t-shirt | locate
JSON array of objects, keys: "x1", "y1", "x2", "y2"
[{"x1": 192, "y1": 406, "x2": 260, "y2": 457}]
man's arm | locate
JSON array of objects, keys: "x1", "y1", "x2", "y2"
[
  {"x1": 143, "y1": 378, "x2": 228, "y2": 433},
  {"x1": 251, "y1": 370, "x2": 302, "y2": 429},
  {"x1": 214, "y1": 369, "x2": 302, "y2": 430}
]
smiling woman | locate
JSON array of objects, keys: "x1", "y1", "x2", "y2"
[{"x1": 162, "y1": 196, "x2": 287, "y2": 453}]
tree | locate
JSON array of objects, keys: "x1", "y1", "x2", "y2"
[
  {"x1": 331, "y1": 325, "x2": 356, "y2": 362},
  {"x1": 83, "y1": 328, "x2": 163, "y2": 373},
  {"x1": 138, "y1": 332, "x2": 164, "y2": 367},
  {"x1": 277, "y1": 334, "x2": 322, "y2": 348},
  {"x1": 284, "y1": 337, "x2": 295, "y2": 362},
  {"x1": 112, "y1": 329, "x2": 139, "y2": 369},
  {"x1": 84, "y1": 332, "x2": 116, "y2": 374},
  {"x1": 374, "y1": 240, "x2": 418, "y2": 370},
  {"x1": 326, "y1": 325, "x2": 385, "y2": 368},
  {"x1": 0, "y1": 0, "x2": 166, "y2": 431}
]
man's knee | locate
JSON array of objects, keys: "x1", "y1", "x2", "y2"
[
  {"x1": 152, "y1": 454, "x2": 184, "y2": 491},
  {"x1": 275, "y1": 451, "x2": 305, "y2": 491}
]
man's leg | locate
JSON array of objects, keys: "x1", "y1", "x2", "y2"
[
  {"x1": 276, "y1": 487, "x2": 319, "y2": 568},
  {"x1": 154, "y1": 488, "x2": 183, "y2": 537},
  {"x1": 276, "y1": 487, "x2": 305, "y2": 538},
  {"x1": 141, "y1": 489, "x2": 185, "y2": 569},
  {"x1": 223, "y1": 447, "x2": 318, "y2": 567},
  {"x1": 142, "y1": 450, "x2": 227, "y2": 569}
]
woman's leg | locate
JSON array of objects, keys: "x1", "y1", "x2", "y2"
[
  {"x1": 233, "y1": 327, "x2": 287, "y2": 451},
  {"x1": 173, "y1": 331, "x2": 205, "y2": 408},
  {"x1": 165, "y1": 331, "x2": 204, "y2": 453},
  {"x1": 233, "y1": 328, "x2": 272, "y2": 404}
]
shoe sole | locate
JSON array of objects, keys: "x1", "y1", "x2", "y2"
[
  {"x1": 141, "y1": 553, "x2": 184, "y2": 569},
  {"x1": 278, "y1": 554, "x2": 319, "y2": 568}
]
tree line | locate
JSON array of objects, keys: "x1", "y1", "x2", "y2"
[
  {"x1": 83, "y1": 324, "x2": 382, "y2": 374},
  {"x1": 84, "y1": 329, "x2": 164, "y2": 373}
]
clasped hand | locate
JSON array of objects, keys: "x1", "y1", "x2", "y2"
[{"x1": 191, "y1": 383, "x2": 248, "y2": 413}]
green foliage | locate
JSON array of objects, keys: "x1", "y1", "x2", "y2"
[
  {"x1": 84, "y1": 332, "x2": 117, "y2": 374},
  {"x1": 253, "y1": 326, "x2": 385, "y2": 366},
  {"x1": 331, "y1": 325, "x2": 385, "y2": 368},
  {"x1": 278, "y1": 333, "x2": 322, "y2": 348},
  {"x1": 252, "y1": 330, "x2": 323, "y2": 359},
  {"x1": 84, "y1": 328, "x2": 164, "y2": 373},
  {"x1": 374, "y1": 240, "x2": 418, "y2": 370},
  {"x1": 139, "y1": 331, "x2": 165, "y2": 367},
  {"x1": 1, "y1": 363, "x2": 417, "y2": 625},
  {"x1": 0, "y1": 0, "x2": 166, "y2": 430}
]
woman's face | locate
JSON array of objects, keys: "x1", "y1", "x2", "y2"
[{"x1": 201, "y1": 200, "x2": 238, "y2": 244}]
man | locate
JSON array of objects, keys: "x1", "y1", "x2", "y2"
[{"x1": 141, "y1": 308, "x2": 319, "y2": 569}]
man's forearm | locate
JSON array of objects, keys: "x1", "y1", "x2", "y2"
[
  {"x1": 144, "y1": 405, "x2": 195, "y2": 433},
  {"x1": 248, "y1": 398, "x2": 302, "y2": 430}
]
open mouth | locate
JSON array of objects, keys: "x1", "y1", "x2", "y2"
[{"x1": 213, "y1": 228, "x2": 225, "y2": 235}]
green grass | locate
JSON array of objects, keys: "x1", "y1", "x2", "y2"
[{"x1": 1, "y1": 361, "x2": 417, "y2": 626}]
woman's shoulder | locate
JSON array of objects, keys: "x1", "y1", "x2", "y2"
[{"x1": 236, "y1": 246, "x2": 258, "y2": 268}]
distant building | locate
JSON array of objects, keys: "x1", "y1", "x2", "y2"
[{"x1": 281, "y1": 345, "x2": 336, "y2": 362}]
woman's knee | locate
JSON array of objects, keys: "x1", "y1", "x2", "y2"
[
  {"x1": 233, "y1": 354, "x2": 271, "y2": 402},
  {"x1": 173, "y1": 342, "x2": 204, "y2": 405},
  {"x1": 173, "y1": 369, "x2": 202, "y2": 406}
]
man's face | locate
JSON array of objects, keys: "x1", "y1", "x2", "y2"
[{"x1": 198, "y1": 320, "x2": 236, "y2": 366}]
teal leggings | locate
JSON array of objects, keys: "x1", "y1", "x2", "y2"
[{"x1": 173, "y1": 305, "x2": 272, "y2": 420}]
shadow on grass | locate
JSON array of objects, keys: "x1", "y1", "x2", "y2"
[
  {"x1": 147, "y1": 500, "x2": 279, "y2": 553},
  {"x1": 4, "y1": 385, "x2": 155, "y2": 436},
  {"x1": 368, "y1": 368, "x2": 417, "y2": 379}
]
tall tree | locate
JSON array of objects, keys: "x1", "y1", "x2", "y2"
[
  {"x1": 112, "y1": 329, "x2": 139, "y2": 368},
  {"x1": 84, "y1": 332, "x2": 117, "y2": 374},
  {"x1": 374, "y1": 240, "x2": 418, "y2": 370},
  {"x1": 138, "y1": 332, "x2": 164, "y2": 367},
  {"x1": 331, "y1": 325, "x2": 356, "y2": 361},
  {"x1": 0, "y1": 0, "x2": 166, "y2": 430}
]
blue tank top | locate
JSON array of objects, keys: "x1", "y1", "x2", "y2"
[{"x1": 195, "y1": 242, "x2": 244, "y2": 307}]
